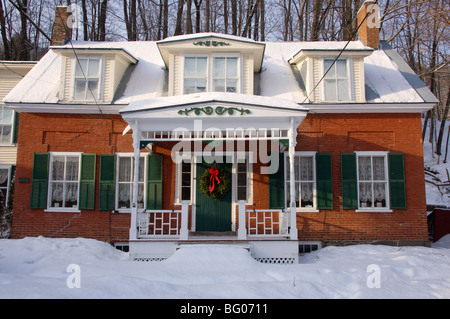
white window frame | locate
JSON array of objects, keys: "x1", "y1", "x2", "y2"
[
  {"x1": 115, "y1": 153, "x2": 147, "y2": 213},
  {"x1": 284, "y1": 151, "x2": 319, "y2": 213},
  {"x1": 180, "y1": 53, "x2": 242, "y2": 94},
  {"x1": 174, "y1": 155, "x2": 194, "y2": 204},
  {"x1": 46, "y1": 152, "x2": 82, "y2": 213},
  {"x1": 71, "y1": 55, "x2": 104, "y2": 101},
  {"x1": 320, "y1": 57, "x2": 354, "y2": 102},
  {"x1": 232, "y1": 152, "x2": 253, "y2": 205},
  {"x1": 355, "y1": 151, "x2": 392, "y2": 213},
  {"x1": 0, "y1": 164, "x2": 12, "y2": 207}
]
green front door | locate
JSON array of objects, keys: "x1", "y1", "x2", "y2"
[{"x1": 196, "y1": 157, "x2": 232, "y2": 231}]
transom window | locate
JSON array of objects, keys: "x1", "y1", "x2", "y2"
[
  {"x1": 116, "y1": 155, "x2": 145, "y2": 210},
  {"x1": 356, "y1": 153, "x2": 389, "y2": 210},
  {"x1": 48, "y1": 153, "x2": 81, "y2": 210},
  {"x1": 74, "y1": 57, "x2": 101, "y2": 100},
  {"x1": 183, "y1": 55, "x2": 240, "y2": 94},
  {"x1": 286, "y1": 153, "x2": 317, "y2": 210},
  {"x1": 323, "y1": 58, "x2": 351, "y2": 101}
]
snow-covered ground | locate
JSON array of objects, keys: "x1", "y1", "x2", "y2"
[{"x1": 1, "y1": 235, "x2": 450, "y2": 299}]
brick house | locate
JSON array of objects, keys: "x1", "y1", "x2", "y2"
[{"x1": 3, "y1": 1, "x2": 437, "y2": 263}]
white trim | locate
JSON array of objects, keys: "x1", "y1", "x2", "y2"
[
  {"x1": 115, "y1": 152, "x2": 147, "y2": 213},
  {"x1": 174, "y1": 154, "x2": 194, "y2": 205},
  {"x1": 355, "y1": 151, "x2": 390, "y2": 212},
  {"x1": 46, "y1": 152, "x2": 82, "y2": 213}
]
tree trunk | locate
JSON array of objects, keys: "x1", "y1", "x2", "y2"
[
  {"x1": 174, "y1": 0, "x2": 184, "y2": 35},
  {"x1": 186, "y1": 0, "x2": 193, "y2": 34},
  {"x1": 17, "y1": 0, "x2": 29, "y2": 60},
  {"x1": 0, "y1": 0, "x2": 10, "y2": 60},
  {"x1": 311, "y1": 0, "x2": 322, "y2": 41},
  {"x1": 437, "y1": 87, "x2": 450, "y2": 156},
  {"x1": 98, "y1": 0, "x2": 107, "y2": 41}
]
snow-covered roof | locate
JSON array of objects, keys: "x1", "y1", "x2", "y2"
[{"x1": 3, "y1": 36, "x2": 436, "y2": 110}]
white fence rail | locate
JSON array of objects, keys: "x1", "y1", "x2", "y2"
[
  {"x1": 138, "y1": 210, "x2": 182, "y2": 238},
  {"x1": 246, "y1": 209, "x2": 289, "y2": 237}
]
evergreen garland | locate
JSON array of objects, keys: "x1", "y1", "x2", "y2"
[{"x1": 199, "y1": 167, "x2": 230, "y2": 200}]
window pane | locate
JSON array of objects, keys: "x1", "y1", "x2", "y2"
[
  {"x1": 65, "y1": 182, "x2": 78, "y2": 207},
  {"x1": 0, "y1": 125, "x2": 11, "y2": 144},
  {"x1": 138, "y1": 157, "x2": 145, "y2": 182},
  {"x1": 0, "y1": 169, "x2": 8, "y2": 188},
  {"x1": 118, "y1": 184, "x2": 131, "y2": 208},
  {"x1": 226, "y1": 79, "x2": 238, "y2": 93},
  {"x1": 137, "y1": 184, "x2": 144, "y2": 208},
  {"x1": 75, "y1": 59, "x2": 87, "y2": 76},
  {"x1": 196, "y1": 57, "x2": 207, "y2": 76},
  {"x1": 181, "y1": 186, "x2": 190, "y2": 201},
  {"x1": 51, "y1": 182, "x2": 63, "y2": 207},
  {"x1": 324, "y1": 79, "x2": 337, "y2": 101},
  {"x1": 373, "y1": 182, "x2": 386, "y2": 207},
  {"x1": 237, "y1": 186, "x2": 247, "y2": 201},
  {"x1": 358, "y1": 156, "x2": 372, "y2": 181},
  {"x1": 213, "y1": 79, "x2": 225, "y2": 92},
  {"x1": 65, "y1": 156, "x2": 79, "y2": 181},
  {"x1": 226, "y1": 58, "x2": 238, "y2": 77},
  {"x1": 52, "y1": 156, "x2": 65, "y2": 181},
  {"x1": 359, "y1": 182, "x2": 373, "y2": 207},
  {"x1": 301, "y1": 182, "x2": 314, "y2": 207},
  {"x1": 213, "y1": 57, "x2": 225, "y2": 77},
  {"x1": 336, "y1": 60, "x2": 347, "y2": 78},
  {"x1": 87, "y1": 80, "x2": 99, "y2": 99},
  {"x1": 184, "y1": 79, "x2": 196, "y2": 94},
  {"x1": 119, "y1": 157, "x2": 131, "y2": 182},
  {"x1": 88, "y1": 59, "x2": 100, "y2": 77},
  {"x1": 337, "y1": 79, "x2": 349, "y2": 101},
  {"x1": 372, "y1": 157, "x2": 385, "y2": 181},
  {"x1": 0, "y1": 106, "x2": 13, "y2": 124},
  {"x1": 324, "y1": 60, "x2": 335, "y2": 78},
  {"x1": 300, "y1": 156, "x2": 313, "y2": 181},
  {"x1": 74, "y1": 79, "x2": 86, "y2": 99},
  {"x1": 184, "y1": 57, "x2": 196, "y2": 77}
]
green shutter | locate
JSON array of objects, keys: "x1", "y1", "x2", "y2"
[
  {"x1": 30, "y1": 153, "x2": 49, "y2": 209},
  {"x1": 341, "y1": 153, "x2": 358, "y2": 210},
  {"x1": 269, "y1": 152, "x2": 285, "y2": 209},
  {"x1": 147, "y1": 153, "x2": 163, "y2": 210},
  {"x1": 79, "y1": 154, "x2": 96, "y2": 210},
  {"x1": 12, "y1": 112, "x2": 19, "y2": 144},
  {"x1": 388, "y1": 153, "x2": 406, "y2": 209},
  {"x1": 99, "y1": 154, "x2": 115, "y2": 210},
  {"x1": 316, "y1": 153, "x2": 333, "y2": 209}
]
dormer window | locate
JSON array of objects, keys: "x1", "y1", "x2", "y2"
[
  {"x1": 74, "y1": 57, "x2": 101, "y2": 100},
  {"x1": 323, "y1": 58, "x2": 351, "y2": 102},
  {"x1": 182, "y1": 54, "x2": 241, "y2": 94}
]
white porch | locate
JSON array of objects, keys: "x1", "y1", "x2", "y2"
[{"x1": 119, "y1": 93, "x2": 308, "y2": 263}]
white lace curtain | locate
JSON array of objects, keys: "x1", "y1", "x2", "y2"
[
  {"x1": 51, "y1": 156, "x2": 79, "y2": 205},
  {"x1": 118, "y1": 157, "x2": 144, "y2": 208},
  {"x1": 286, "y1": 156, "x2": 314, "y2": 207},
  {"x1": 358, "y1": 156, "x2": 386, "y2": 207}
]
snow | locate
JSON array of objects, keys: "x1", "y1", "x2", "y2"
[
  {"x1": 423, "y1": 119, "x2": 450, "y2": 208},
  {"x1": 1, "y1": 236, "x2": 450, "y2": 299}
]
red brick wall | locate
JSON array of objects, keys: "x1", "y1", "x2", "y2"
[{"x1": 11, "y1": 112, "x2": 429, "y2": 245}]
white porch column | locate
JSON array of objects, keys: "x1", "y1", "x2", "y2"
[
  {"x1": 289, "y1": 117, "x2": 298, "y2": 240},
  {"x1": 180, "y1": 201, "x2": 189, "y2": 240},
  {"x1": 129, "y1": 122, "x2": 140, "y2": 240},
  {"x1": 238, "y1": 200, "x2": 247, "y2": 240}
]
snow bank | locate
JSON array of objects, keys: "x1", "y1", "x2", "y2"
[{"x1": 1, "y1": 237, "x2": 450, "y2": 299}]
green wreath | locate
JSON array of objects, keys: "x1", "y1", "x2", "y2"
[{"x1": 199, "y1": 167, "x2": 231, "y2": 200}]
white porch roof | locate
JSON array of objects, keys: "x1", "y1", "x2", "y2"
[{"x1": 120, "y1": 92, "x2": 309, "y2": 134}]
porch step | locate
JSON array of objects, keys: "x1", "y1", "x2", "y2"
[{"x1": 189, "y1": 231, "x2": 237, "y2": 237}]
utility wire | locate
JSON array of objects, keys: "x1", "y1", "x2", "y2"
[{"x1": 301, "y1": 0, "x2": 379, "y2": 107}]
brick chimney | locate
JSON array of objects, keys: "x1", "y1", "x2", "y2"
[
  {"x1": 357, "y1": 0, "x2": 380, "y2": 49},
  {"x1": 51, "y1": 6, "x2": 72, "y2": 46}
]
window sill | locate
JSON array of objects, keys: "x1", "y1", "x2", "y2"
[
  {"x1": 356, "y1": 209, "x2": 393, "y2": 213},
  {"x1": 44, "y1": 208, "x2": 81, "y2": 213},
  {"x1": 296, "y1": 208, "x2": 320, "y2": 213}
]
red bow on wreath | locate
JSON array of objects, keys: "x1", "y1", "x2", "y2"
[{"x1": 208, "y1": 167, "x2": 221, "y2": 193}]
